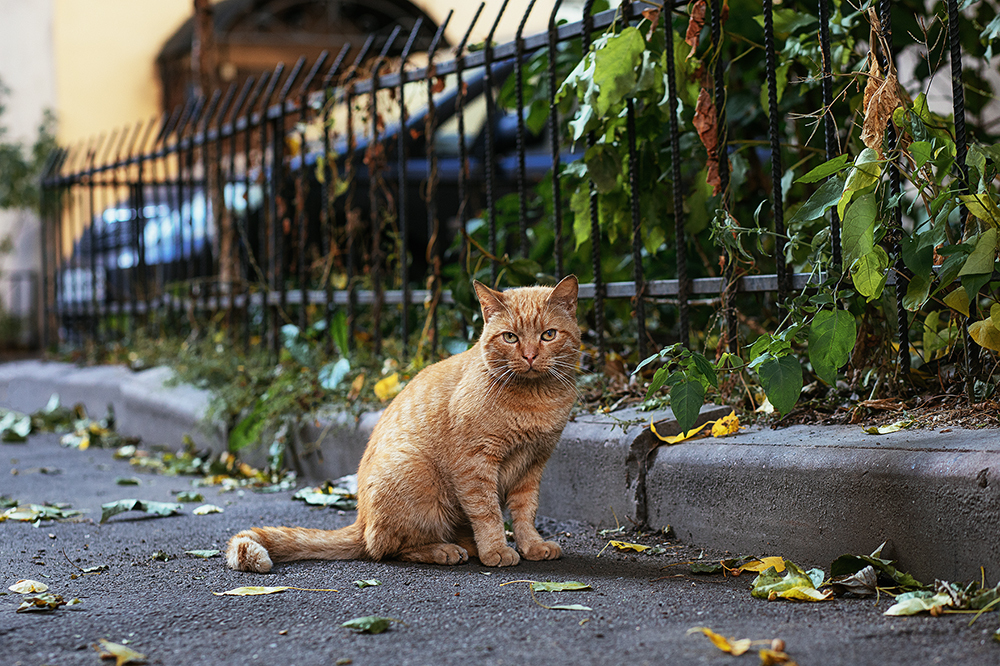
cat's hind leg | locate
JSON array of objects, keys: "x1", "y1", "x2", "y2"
[{"x1": 397, "y1": 543, "x2": 469, "y2": 565}]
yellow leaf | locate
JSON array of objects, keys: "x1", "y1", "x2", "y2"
[
  {"x1": 650, "y1": 418, "x2": 711, "y2": 444},
  {"x1": 774, "y1": 586, "x2": 833, "y2": 602},
  {"x1": 959, "y1": 193, "x2": 1000, "y2": 227},
  {"x1": 609, "y1": 541, "x2": 651, "y2": 553},
  {"x1": 991, "y1": 303, "x2": 1000, "y2": 330},
  {"x1": 736, "y1": 556, "x2": 786, "y2": 574},
  {"x1": 760, "y1": 648, "x2": 798, "y2": 665},
  {"x1": 213, "y1": 586, "x2": 290, "y2": 596},
  {"x1": 864, "y1": 420, "x2": 913, "y2": 435},
  {"x1": 192, "y1": 504, "x2": 224, "y2": 515},
  {"x1": 969, "y1": 319, "x2": 1000, "y2": 352},
  {"x1": 94, "y1": 639, "x2": 147, "y2": 666},
  {"x1": 9, "y1": 579, "x2": 48, "y2": 593},
  {"x1": 711, "y1": 411, "x2": 741, "y2": 437},
  {"x1": 943, "y1": 286, "x2": 970, "y2": 317},
  {"x1": 374, "y1": 373, "x2": 402, "y2": 402},
  {"x1": 687, "y1": 627, "x2": 752, "y2": 656}
]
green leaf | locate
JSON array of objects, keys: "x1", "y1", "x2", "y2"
[
  {"x1": 758, "y1": 355, "x2": 802, "y2": 415},
  {"x1": 853, "y1": 246, "x2": 889, "y2": 302},
  {"x1": 841, "y1": 193, "x2": 877, "y2": 269},
  {"x1": 787, "y1": 175, "x2": 846, "y2": 227},
  {"x1": 592, "y1": 27, "x2": 645, "y2": 116},
  {"x1": 991, "y1": 302, "x2": 1000, "y2": 329},
  {"x1": 645, "y1": 366, "x2": 672, "y2": 400},
  {"x1": 795, "y1": 154, "x2": 851, "y2": 184},
  {"x1": 808, "y1": 310, "x2": 857, "y2": 386},
  {"x1": 909, "y1": 141, "x2": 933, "y2": 169},
  {"x1": 229, "y1": 398, "x2": 267, "y2": 452},
  {"x1": 903, "y1": 273, "x2": 932, "y2": 311},
  {"x1": 583, "y1": 143, "x2": 621, "y2": 194},
  {"x1": 829, "y1": 550, "x2": 926, "y2": 591},
  {"x1": 174, "y1": 491, "x2": 204, "y2": 503},
  {"x1": 943, "y1": 286, "x2": 970, "y2": 317},
  {"x1": 99, "y1": 499, "x2": 183, "y2": 524},
  {"x1": 546, "y1": 603, "x2": 593, "y2": 611},
  {"x1": 531, "y1": 581, "x2": 592, "y2": 592},
  {"x1": 689, "y1": 352, "x2": 719, "y2": 388},
  {"x1": 670, "y1": 380, "x2": 706, "y2": 436},
  {"x1": 185, "y1": 549, "x2": 221, "y2": 558},
  {"x1": 838, "y1": 149, "x2": 882, "y2": 219},
  {"x1": 354, "y1": 579, "x2": 381, "y2": 588},
  {"x1": 958, "y1": 228, "x2": 998, "y2": 276},
  {"x1": 331, "y1": 309, "x2": 350, "y2": 357},
  {"x1": 341, "y1": 615, "x2": 398, "y2": 634}
]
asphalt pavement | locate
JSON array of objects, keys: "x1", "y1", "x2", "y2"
[{"x1": 3, "y1": 433, "x2": 997, "y2": 666}]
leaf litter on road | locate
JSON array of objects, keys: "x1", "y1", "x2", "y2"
[
  {"x1": 213, "y1": 585, "x2": 340, "y2": 596},
  {"x1": 501, "y1": 579, "x2": 594, "y2": 611},
  {"x1": 688, "y1": 627, "x2": 798, "y2": 665},
  {"x1": 99, "y1": 499, "x2": 184, "y2": 523},
  {"x1": 93, "y1": 639, "x2": 146, "y2": 665},
  {"x1": 9, "y1": 579, "x2": 48, "y2": 593},
  {"x1": 341, "y1": 615, "x2": 403, "y2": 634},
  {"x1": 16, "y1": 593, "x2": 80, "y2": 613}
]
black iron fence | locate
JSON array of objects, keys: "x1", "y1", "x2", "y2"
[{"x1": 38, "y1": 0, "x2": 988, "y2": 382}]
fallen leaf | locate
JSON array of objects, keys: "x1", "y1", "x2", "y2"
[
  {"x1": 884, "y1": 591, "x2": 953, "y2": 616},
  {"x1": 830, "y1": 565, "x2": 878, "y2": 596},
  {"x1": 1, "y1": 503, "x2": 83, "y2": 523},
  {"x1": 115, "y1": 477, "x2": 141, "y2": 486},
  {"x1": 341, "y1": 615, "x2": 399, "y2": 634},
  {"x1": 185, "y1": 549, "x2": 220, "y2": 558},
  {"x1": 687, "y1": 626, "x2": 752, "y2": 656},
  {"x1": 650, "y1": 418, "x2": 711, "y2": 444},
  {"x1": 192, "y1": 504, "x2": 223, "y2": 515},
  {"x1": 16, "y1": 593, "x2": 69, "y2": 613},
  {"x1": 863, "y1": 420, "x2": 913, "y2": 435},
  {"x1": 751, "y1": 561, "x2": 832, "y2": 602},
  {"x1": 354, "y1": 579, "x2": 381, "y2": 589},
  {"x1": 94, "y1": 639, "x2": 147, "y2": 665},
  {"x1": 9, "y1": 579, "x2": 48, "y2": 593},
  {"x1": 530, "y1": 581, "x2": 593, "y2": 592},
  {"x1": 100, "y1": 499, "x2": 183, "y2": 524},
  {"x1": 373, "y1": 373, "x2": 403, "y2": 402},
  {"x1": 174, "y1": 491, "x2": 204, "y2": 503},
  {"x1": 608, "y1": 541, "x2": 652, "y2": 553},
  {"x1": 736, "y1": 556, "x2": 786, "y2": 574},
  {"x1": 760, "y1": 648, "x2": 799, "y2": 665},
  {"x1": 214, "y1": 586, "x2": 290, "y2": 596},
  {"x1": 711, "y1": 411, "x2": 741, "y2": 437},
  {"x1": 546, "y1": 603, "x2": 593, "y2": 611}
]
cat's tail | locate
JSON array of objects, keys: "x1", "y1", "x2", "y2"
[{"x1": 226, "y1": 522, "x2": 367, "y2": 573}]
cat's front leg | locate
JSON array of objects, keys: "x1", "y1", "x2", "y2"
[
  {"x1": 507, "y1": 464, "x2": 562, "y2": 561},
  {"x1": 454, "y1": 459, "x2": 520, "y2": 567}
]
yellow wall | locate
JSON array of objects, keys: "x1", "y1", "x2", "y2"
[
  {"x1": 53, "y1": 0, "x2": 192, "y2": 146},
  {"x1": 51, "y1": 0, "x2": 555, "y2": 147}
]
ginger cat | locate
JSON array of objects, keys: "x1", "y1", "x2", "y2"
[{"x1": 226, "y1": 275, "x2": 581, "y2": 571}]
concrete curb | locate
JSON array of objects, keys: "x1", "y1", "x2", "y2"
[{"x1": 0, "y1": 360, "x2": 996, "y2": 583}]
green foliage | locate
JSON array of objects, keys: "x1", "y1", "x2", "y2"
[{"x1": 0, "y1": 78, "x2": 56, "y2": 211}]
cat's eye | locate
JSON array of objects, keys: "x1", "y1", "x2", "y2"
[
  {"x1": 541, "y1": 329, "x2": 557, "y2": 341},
  {"x1": 502, "y1": 332, "x2": 519, "y2": 343}
]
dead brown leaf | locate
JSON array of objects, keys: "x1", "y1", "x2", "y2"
[
  {"x1": 685, "y1": 0, "x2": 707, "y2": 58},
  {"x1": 642, "y1": 8, "x2": 661, "y2": 38},
  {"x1": 692, "y1": 88, "x2": 723, "y2": 195},
  {"x1": 860, "y1": 8, "x2": 904, "y2": 156}
]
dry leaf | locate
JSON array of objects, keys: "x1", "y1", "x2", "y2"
[
  {"x1": 609, "y1": 541, "x2": 651, "y2": 553},
  {"x1": 94, "y1": 639, "x2": 147, "y2": 666},
  {"x1": 651, "y1": 419, "x2": 712, "y2": 444},
  {"x1": 213, "y1": 586, "x2": 290, "y2": 596},
  {"x1": 192, "y1": 504, "x2": 223, "y2": 515},
  {"x1": 685, "y1": 0, "x2": 707, "y2": 58},
  {"x1": 692, "y1": 88, "x2": 723, "y2": 195},
  {"x1": 735, "y1": 556, "x2": 786, "y2": 575},
  {"x1": 760, "y1": 648, "x2": 798, "y2": 666},
  {"x1": 9, "y1": 579, "x2": 48, "y2": 593},
  {"x1": 860, "y1": 8, "x2": 904, "y2": 156},
  {"x1": 688, "y1": 626, "x2": 752, "y2": 656}
]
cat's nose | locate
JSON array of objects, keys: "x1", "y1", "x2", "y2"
[{"x1": 522, "y1": 349, "x2": 538, "y2": 366}]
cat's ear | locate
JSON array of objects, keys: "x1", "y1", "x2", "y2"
[
  {"x1": 473, "y1": 280, "x2": 506, "y2": 323},
  {"x1": 547, "y1": 275, "x2": 579, "y2": 314}
]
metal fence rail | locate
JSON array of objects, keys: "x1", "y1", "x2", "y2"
[{"x1": 39, "y1": 0, "x2": 975, "y2": 374}]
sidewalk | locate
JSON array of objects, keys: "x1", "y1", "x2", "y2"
[{"x1": 0, "y1": 359, "x2": 996, "y2": 584}]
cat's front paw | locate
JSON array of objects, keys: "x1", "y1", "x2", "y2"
[
  {"x1": 520, "y1": 540, "x2": 562, "y2": 561},
  {"x1": 479, "y1": 545, "x2": 521, "y2": 567},
  {"x1": 227, "y1": 533, "x2": 273, "y2": 573}
]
